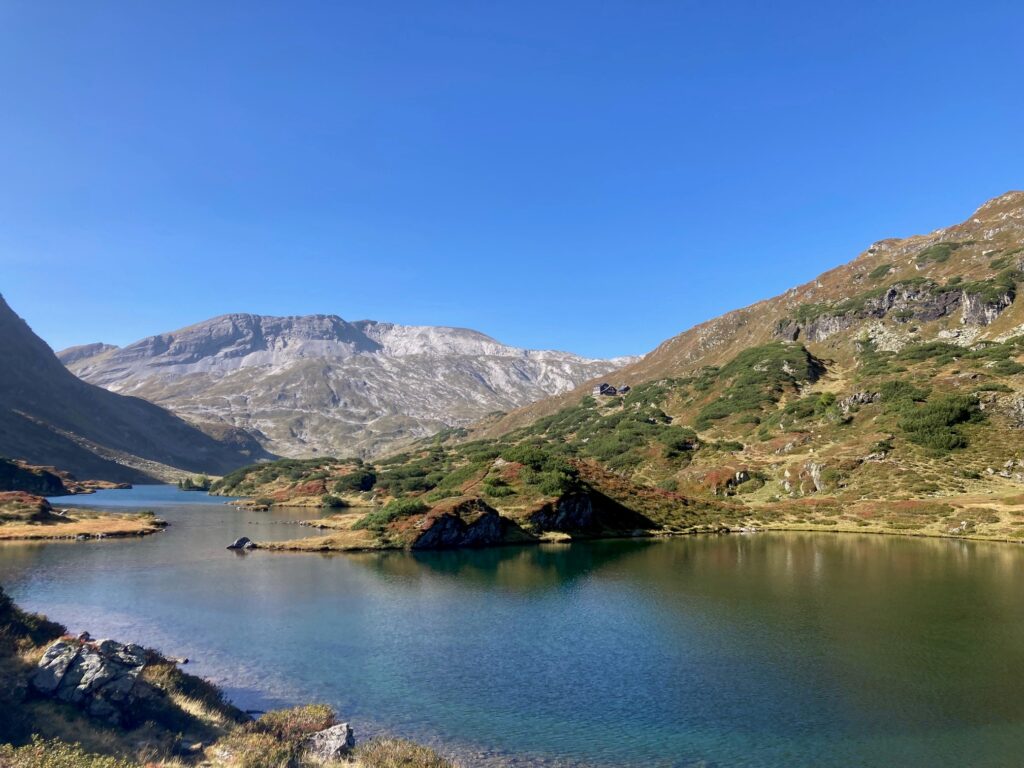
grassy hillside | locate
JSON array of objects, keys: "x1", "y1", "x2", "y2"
[
  {"x1": 215, "y1": 192, "x2": 1024, "y2": 549},
  {"x1": 480, "y1": 191, "x2": 1024, "y2": 434}
]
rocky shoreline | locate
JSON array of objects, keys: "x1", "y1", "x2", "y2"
[{"x1": 0, "y1": 586, "x2": 460, "y2": 767}]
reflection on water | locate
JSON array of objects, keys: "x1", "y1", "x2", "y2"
[{"x1": 2, "y1": 487, "x2": 1024, "y2": 766}]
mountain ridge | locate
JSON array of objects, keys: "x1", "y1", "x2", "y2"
[
  {"x1": 0, "y1": 295, "x2": 273, "y2": 483},
  {"x1": 61, "y1": 313, "x2": 634, "y2": 459}
]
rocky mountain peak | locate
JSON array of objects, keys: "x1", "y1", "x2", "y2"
[{"x1": 60, "y1": 313, "x2": 630, "y2": 458}]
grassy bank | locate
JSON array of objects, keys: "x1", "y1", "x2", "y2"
[{"x1": 0, "y1": 492, "x2": 165, "y2": 541}]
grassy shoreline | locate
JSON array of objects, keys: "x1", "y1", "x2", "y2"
[
  {"x1": 257, "y1": 506, "x2": 1024, "y2": 553},
  {"x1": 0, "y1": 492, "x2": 166, "y2": 542}
]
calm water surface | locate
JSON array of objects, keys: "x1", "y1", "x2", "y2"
[{"x1": 2, "y1": 485, "x2": 1024, "y2": 767}]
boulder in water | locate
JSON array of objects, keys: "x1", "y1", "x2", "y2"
[{"x1": 226, "y1": 536, "x2": 254, "y2": 550}]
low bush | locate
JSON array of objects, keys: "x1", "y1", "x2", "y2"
[
  {"x1": 0, "y1": 738, "x2": 137, "y2": 768},
  {"x1": 483, "y1": 479, "x2": 515, "y2": 497},
  {"x1": 216, "y1": 731, "x2": 298, "y2": 768},
  {"x1": 333, "y1": 469, "x2": 377, "y2": 493},
  {"x1": 353, "y1": 498, "x2": 429, "y2": 531},
  {"x1": 868, "y1": 263, "x2": 893, "y2": 279},
  {"x1": 915, "y1": 241, "x2": 964, "y2": 265},
  {"x1": 897, "y1": 393, "x2": 983, "y2": 453},
  {"x1": 254, "y1": 704, "x2": 335, "y2": 741}
]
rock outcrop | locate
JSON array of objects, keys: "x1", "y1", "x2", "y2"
[
  {"x1": 527, "y1": 492, "x2": 656, "y2": 536},
  {"x1": 304, "y1": 723, "x2": 355, "y2": 760},
  {"x1": 411, "y1": 498, "x2": 522, "y2": 549},
  {"x1": 0, "y1": 458, "x2": 67, "y2": 496},
  {"x1": 776, "y1": 282, "x2": 972, "y2": 343},
  {"x1": 31, "y1": 638, "x2": 154, "y2": 726},
  {"x1": 961, "y1": 287, "x2": 1016, "y2": 326}
]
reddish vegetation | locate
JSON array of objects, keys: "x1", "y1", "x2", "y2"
[
  {"x1": 497, "y1": 461, "x2": 524, "y2": 483},
  {"x1": 699, "y1": 467, "x2": 746, "y2": 495},
  {"x1": 0, "y1": 491, "x2": 53, "y2": 517},
  {"x1": 270, "y1": 479, "x2": 327, "y2": 502}
]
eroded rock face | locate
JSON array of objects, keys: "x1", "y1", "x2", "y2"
[
  {"x1": 839, "y1": 391, "x2": 879, "y2": 415},
  {"x1": 305, "y1": 723, "x2": 355, "y2": 761},
  {"x1": 31, "y1": 638, "x2": 153, "y2": 725},
  {"x1": 778, "y1": 277, "x2": 1017, "y2": 343},
  {"x1": 411, "y1": 498, "x2": 512, "y2": 549},
  {"x1": 529, "y1": 493, "x2": 596, "y2": 532},
  {"x1": 1008, "y1": 396, "x2": 1024, "y2": 428},
  {"x1": 527, "y1": 492, "x2": 656, "y2": 535},
  {"x1": 961, "y1": 289, "x2": 1015, "y2": 326}
]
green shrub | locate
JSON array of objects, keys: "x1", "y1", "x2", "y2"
[
  {"x1": 333, "y1": 469, "x2": 377, "y2": 493},
  {"x1": 736, "y1": 476, "x2": 766, "y2": 494},
  {"x1": 868, "y1": 263, "x2": 894, "y2": 279},
  {"x1": 695, "y1": 343, "x2": 823, "y2": 428},
  {"x1": 499, "y1": 444, "x2": 560, "y2": 471},
  {"x1": 915, "y1": 241, "x2": 964, "y2": 265},
  {"x1": 992, "y1": 359, "x2": 1024, "y2": 375},
  {"x1": 435, "y1": 462, "x2": 483, "y2": 489},
  {"x1": 974, "y1": 382, "x2": 1013, "y2": 393},
  {"x1": 713, "y1": 440, "x2": 745, "y2": 452},
  {"x1": 320, "y1": 494, "x2": 348, "y2": 509},
  {"x1": 897, "y1": 341, "x2": 961, "y2": 364},
  {"x1": 897, "y1": 393, "x2": 983, "y2": 453},
  {"x1": 856, "y1": 339, "x2": 897, "y2": 376},
  {"x1": 483, "y1": 479, "x2": 516, "y2": 497},
  {"x1": 423, "y1": 487, "x2": 460, "y2": 502},
  {"x1": 879, "y1": 379, "x2": 930, "y2": 409},
  {"x1": 353, "y1": 498, "x2": 429, "y2": 530}
]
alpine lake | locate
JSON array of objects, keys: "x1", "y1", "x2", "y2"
[{"x1": 2, "y1": 485, "x2": 1023, "y2": 767}]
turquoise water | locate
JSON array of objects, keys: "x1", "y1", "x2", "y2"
[{"x1": 3, "y1": 486, "x2": 1024, "y2": 766}]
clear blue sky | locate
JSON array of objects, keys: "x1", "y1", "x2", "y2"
[{"x1": 1, "y1": 1, "x2": 1022, "y2": 359}]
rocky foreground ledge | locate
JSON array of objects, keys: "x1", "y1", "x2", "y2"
[{"x1": 0, "y1": 586, "x2": 460, "y2": 767}]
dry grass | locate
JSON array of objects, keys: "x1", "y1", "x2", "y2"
[
  {"x1": 352, "y1": 738, "x2": 459, "y2": 768},
  {"x1": 0, "y1": 510, "x2": 165, "y2": 541},
  {"x1": 252, "y1": 705, "x2": 336, "y2": 741},
  {"x1": 259, "y1": 528, "x2": 382, "y2": 552},
  {"x1": 210, "y1": 731, "x2": 299, "y2": 768}
]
